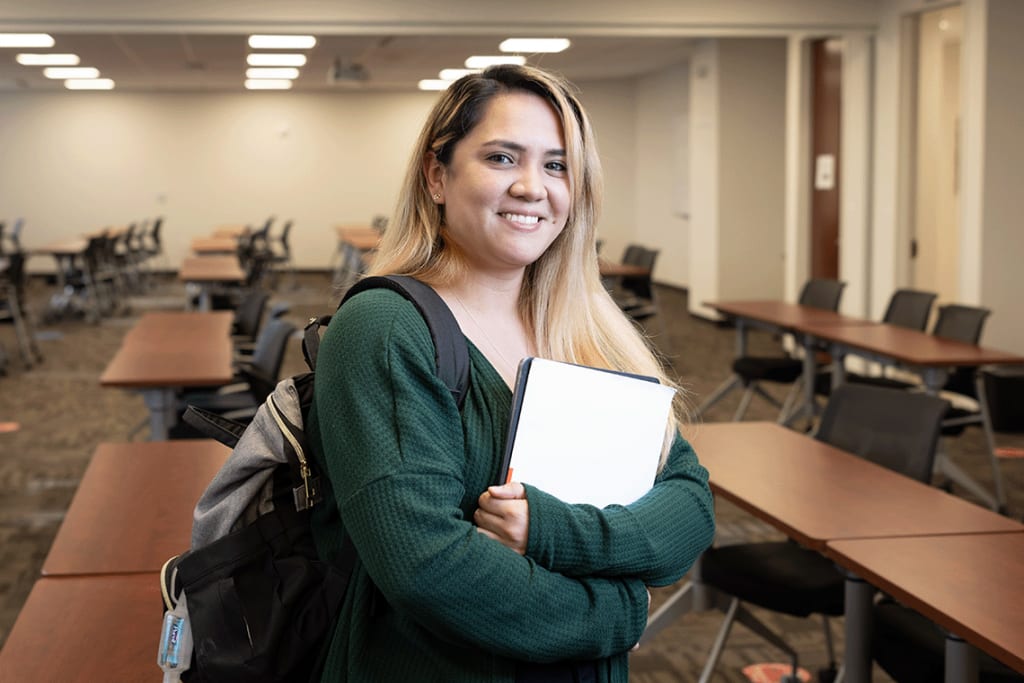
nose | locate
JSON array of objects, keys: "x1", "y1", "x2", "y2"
[{"x1": 510, "y1": 165, "x2": 547, "y2": 201}]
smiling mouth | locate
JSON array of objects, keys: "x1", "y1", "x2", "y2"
[{"x1": 500, "y1": 212, "x2": 541, "y2": 226}]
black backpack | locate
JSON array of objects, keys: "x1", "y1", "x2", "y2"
[{"x1": 160, "y1": 275, "x2": 469, "y2": 683}]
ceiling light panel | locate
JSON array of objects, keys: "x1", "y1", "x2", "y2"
[
  {"x1": 16, "y1": 53, "x2": 80, "y2": 66},
  {"x1": 464, "y1": 55, "x2": 527, "y2": 69},
  {"x1": 438, "y1": 68, "x2": 481, "y2": 81},
  {"x1": 245, "y1": 67, "x2": 300, "y2": 79},
  {"x1": 418, "y1": 79, "x2": 452, "y2": 91},
  {"x1": 248, "y1": 35, "x2": 316, "y2": 50},
  {"x1": 247, "y1": 53, "x2": 307, "y2": 67},
  {"x1": 65, "y1": 78, "x2": 115, "y2": 90},
  {"x1": 499, "y1": 38, "x2": 571, "y2": 53},
  {"x1": 44, "y1": 67, "x2": 100, "y2": 79},
  {"x1": 0, "y1": 33, "x2": 55, "y2": 48}
]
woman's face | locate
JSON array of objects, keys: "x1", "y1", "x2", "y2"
[{"x1": 426, "y1": 90, "x2": 570, "y2": 276}]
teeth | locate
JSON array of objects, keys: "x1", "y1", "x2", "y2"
[{"x1": 502, "y1": 213, "x2": 540, "y2": 225}]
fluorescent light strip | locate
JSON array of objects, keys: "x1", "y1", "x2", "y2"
[
  {"x1": 248, "y1": 35, "x2": 316, "y2": 50},
  {"x1": 0, "y1": 33, "x2": 55, "y2": 48},
  {"x1": 247, "y1": 53, "x2": 307, "y2": 67},
  {"x1": 245, "y1": 79, "x2": 293, "y2": 90},
  {"x1": 16, "y1": 53, "x2": 80, "y2": 66},
  {"x1": 499, "y1": 38, "x2": 571, "y2": 53},
  {"x1": 44, "y1": 66, "x2": 100, "y2": 79},
  {"x1": 438, "y1": 68, "x2": 481, "y2": 81},
  {"x1": 464, "y1": 55, "x2": 527, "y2": 69},
  {"x1": 246, "y1": 67, "x2": 300, "y2": 79},
  {"x1": 65, "y1": 78, "x2": 114, "y2": 90},
  {"x1": 418, "y1": 79, "x2": 452, "y2": 91}
]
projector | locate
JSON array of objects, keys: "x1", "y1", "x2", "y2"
[{"x1": 328, "y1": 58, "x2": 369, "y2": 83}]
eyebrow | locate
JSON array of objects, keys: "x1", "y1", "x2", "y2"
[{"x1": 482, "y1": 139, "x2": 566, "y2": 157}]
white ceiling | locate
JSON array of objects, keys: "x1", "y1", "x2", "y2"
[{"x1": 0, "y1": 33, "x2": 697, "y2": 92}]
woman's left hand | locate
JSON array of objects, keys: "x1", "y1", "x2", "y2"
[{"x1": 475, "y1": 482, "x2": 530, "y2": 554}]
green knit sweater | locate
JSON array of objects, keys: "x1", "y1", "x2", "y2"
[{"x1": 308, "y1": 289, "x2": 715, "y2": 682}]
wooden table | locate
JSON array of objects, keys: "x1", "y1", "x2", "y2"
[
  {"x1": 178, "y1": 255, "x2": 246, "y2": 311},
  {"x1": 0, "y1": 573, "x2": 163, "y2": 681},
  {"x1": 598, "y1": 260, "x2": 650, "y2": 278},
  {"x1": 190, "y1": 236, "x2": 238, "y2": 255},
  {"x1": 801, "y1": 320, "x2": 1024, "y2": 511},
  {"x1": 100, "y1": 311, "x2": 235, "y2": 439},
  {"x1": 644, "y1": 422, "x2": 1023, "y2": 682},
  {"x1": 42, "y1": 440, "x2": 228, "y2": 576},
  {"x1": 703, "y1": 300, "x2": 879, "y2": 424},
  {"x1": 826, "y1": 533, "x2": 1024, "y2": 682}
]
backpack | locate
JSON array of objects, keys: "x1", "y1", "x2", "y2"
[{"x1": 159, "y1": 275, "x2": 469, "y2": 683}]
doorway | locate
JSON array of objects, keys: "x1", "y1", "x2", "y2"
[{"x1": 809, "y1": 39, "x2": 842, "y2": 280}]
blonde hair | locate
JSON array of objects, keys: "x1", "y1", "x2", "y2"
[{"x1": 369, "y1": 65, "x2": 686, "y2": 453}]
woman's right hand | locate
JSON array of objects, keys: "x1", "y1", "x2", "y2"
[{"x1": 475, "y1": 482, "x2": 530, "y2": 555}]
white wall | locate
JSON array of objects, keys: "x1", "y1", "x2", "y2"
[
  {"x1": 576, "y1": 80, "x2": 639, "y2": 262},
  {"x1": 0, "y1": 81, "x2": 639, "y2": 272},
  {"x1": 977, "y1": 0, "x2": 1024, "y2": 352},
  {"x1": 688, "y1": 38, "x2": 786, "y2": 317},
  {"x1": 0, "y1": 91, "x2": 435, "y2": 270},
  {"x1": 633, "y1": 62, "x2": 691, "y2": 287}
]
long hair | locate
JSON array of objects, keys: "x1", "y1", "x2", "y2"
[{"x1": 369, "y1": 65, "x2": 686, "y2": 452}]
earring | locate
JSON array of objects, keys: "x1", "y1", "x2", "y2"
[{"x1": 433, "y1": 193, "x2": 441, "y2": 201}]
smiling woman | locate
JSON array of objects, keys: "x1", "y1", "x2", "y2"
[{"x1": 307, "y1": 64, "x2": 715, "y2": 683}]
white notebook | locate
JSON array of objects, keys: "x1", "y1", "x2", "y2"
[{"x1": 496, "y1": 357, "x2": 676, "y2": 508}]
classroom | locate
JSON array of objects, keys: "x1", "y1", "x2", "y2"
[{"x1": 1, "y1": 1, "x2": 1022, "y2": 681}]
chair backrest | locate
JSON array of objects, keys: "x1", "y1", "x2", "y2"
[
  {"x1": 621, "y1": 244, "x2": 645, "y2": 266},
  {"x1": 621, "y1": 247, "x2": 659, "y2": 300},
  {"x1": 814, "y1": 383, "x2": 950, "y2": 483},
  {"x1": 931, "y1": 304, "x2": 990, "y2": 344},
  {"x1": 245, "y1": 317, "x2": 297, "y2": 401},
  {"x1": 233, "y1": 289, "x2": 270, "y2": 340},
  {"x1": 882, "y1": 289, "x2": 937, "y2": 330},
  {"x1": 798, "y1": 278, "x2": 845, "y2": 311}
]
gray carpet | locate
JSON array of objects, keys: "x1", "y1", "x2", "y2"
[{"x1": 1, "y1": 272, "x2": 1021, "y2": 681}]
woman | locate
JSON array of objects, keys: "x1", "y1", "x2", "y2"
[{"x1": 309, "y1": 64, "x2": 715, "y2": 683}]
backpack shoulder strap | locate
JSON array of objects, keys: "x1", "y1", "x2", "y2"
[{"x1": 341, "y1": 275, "x2": 470, "y2": 409}]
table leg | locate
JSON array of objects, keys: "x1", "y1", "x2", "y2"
[
  {"x1": 140, "y1": 388, "x2": 177, "y2": 441},
  {"x1": 842, "y1": 571, "x2": 874, "y2": 683},
  {"x1": 197, "y1": 287, "x2": 212, "y2": 312},
  {"x1": 944, "y1": 634, "x2": 979, "y2": 683}
]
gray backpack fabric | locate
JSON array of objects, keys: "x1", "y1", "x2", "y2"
[{"x1": 160, "y1": 275, "x2": 469, "y2": 683}]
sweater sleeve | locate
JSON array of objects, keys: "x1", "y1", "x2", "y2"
[
  {"x1": 523, "y1": 432, "x2": 716, "y2": 587},
  {"x1": 314, "y1": 290, "x2": 648, "y2": 662}
]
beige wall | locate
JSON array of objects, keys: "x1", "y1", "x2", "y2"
[
  {"x1": 0, "y1": 81, "x2": 643, "y2": 272},
  {"x1": 634, "y1": 62, "x2": 691, "y2": 288},
  {"x1": 978, "y1": 0, "x2": 1024, "y2": 352}
]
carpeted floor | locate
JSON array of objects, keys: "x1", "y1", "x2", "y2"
[{"x1": 1, "y1": 271, "x2": 1021, "y2": 681}]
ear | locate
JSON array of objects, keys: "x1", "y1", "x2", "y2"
[{"x1": 423, "y1": 152, "x2": 446, "y2": 203}]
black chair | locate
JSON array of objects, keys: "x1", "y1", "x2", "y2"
[
  {"x1": 174, "y1": 316, "x2": 297, "y2": 427},
  {"x1": 617, "y1": 246, "x2": 660, "y2": 322},
  {"x1": 231, "y1": 288, "x2": 271, "y2": 347},
  {"x1": 696, "y1": 278, "x2": 845, "y2": 422},
  {"x1": 266, "y1": 220, "x2": 296, "y2": 288},
  {"x1": 0, "y1": 251, "x2": 44, "y2": 368},
  {"x1": 813, "y1": 288, "x2": 937, "y2": 394},
  {"x1": 694, "y1": 383, "x2": 951, "y2": 682},
  {"x1": 872, "y1": 596, "x2": 1024, "y2": 683}
]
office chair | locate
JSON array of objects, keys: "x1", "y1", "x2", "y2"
[
  {"x1": 694, "y1": 383, "x2": 950, "y2": 683},
  {"x1": 173, "y1": 316, "x2": 297, "y2": 429},
  {"x1": 872, "y1": 595, "x2": 1024, "y2": 683},
  {"x1": 696, "y1": 278, "x2": 845, "y2": 422},
  {"x1": 813, "y1": 288, "x2": 937, "y2": 395},
  {"x1": 618, "y1": 247, "x2": 660, "y2": 322}
]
